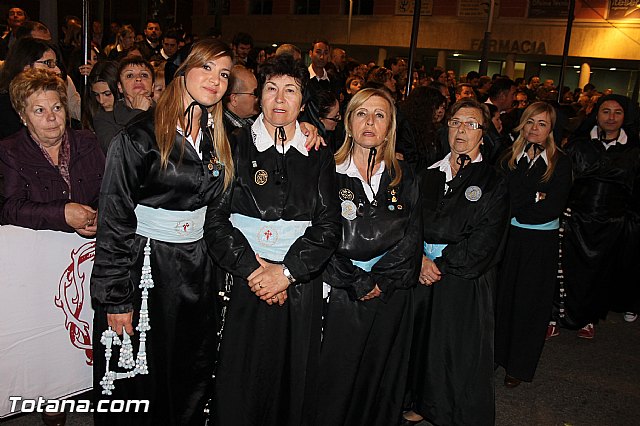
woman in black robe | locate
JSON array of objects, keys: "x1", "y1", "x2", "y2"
[
  {"x1": 555, "y1": 94, "x2": 640, "y2": 337},
  {"x1": 311, "y1": 88, "x2": 421, "y2": 426},
  {"x1": 90, "y1": 39, "x2": 235, "y2": 425},
  {"x1": 494, "y1": 102, "x2": 572, "y2": 387},
  {"x1": 402, "y1": 99, "x2": 509, "y2": 426},
  {"x1": 205, "y1": 54, "x2": 341, "y2": 426}
]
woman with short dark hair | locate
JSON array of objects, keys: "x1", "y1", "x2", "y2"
[
  {"x1": 92, "y1": 56, "x2": 155, "y2": 152},
  {"x1": 206, "y1": 54, "x2": 341, "y2": 426}
]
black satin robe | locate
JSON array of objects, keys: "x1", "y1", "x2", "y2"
[
  {"x1": 495, "y1": 153, "x2": 572, "y2": 382},
  {"x1": 408, "y1": 160, "x2": 509, "y2": 426},
  {"x1": 90, "y1": 111, "x2": 226, "y2": 426},
  {"x1": 556, "y1": 135, "x2": 640, "y2": 327},
  {"x1": 204, "y1": 126, "x2": 341, "y2": 426},
  {"x1": 312, "y1": 162, "x2": 421, "y2": 426}
]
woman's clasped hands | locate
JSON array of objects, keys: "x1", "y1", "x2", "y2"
[{"x1": 247, "y1": 254, "x2": 289, "y2": 306}]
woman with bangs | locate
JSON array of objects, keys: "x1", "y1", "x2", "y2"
[
  {"x1": 91, "y1": 38, "x2": 235, "y2": 425},
  {"x1": 312, "y1": 88, "x2": 421, "y2": 426},
  {"x1": 494, "y1": 102, "x2": 572, "y2": 388}
]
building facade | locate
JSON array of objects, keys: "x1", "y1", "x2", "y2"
[{"x1": 192, "y1": 0, "x2": 640, "y2": 94}]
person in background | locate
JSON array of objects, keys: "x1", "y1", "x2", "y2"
[
  {"x1": 302, "y1": 89, "x2": 342, "y2": 152},
  {"x1": 14, "y1": 20, "x2": 50, "y2": 41},
  {"x1": 0, "y1": 5, "x2": 28, "y2": 60},
  {"x1": 0, "y1": 37, "x2": 71, "y2": 138},
  {"x1": 307, "y1": 38, "x2": 333, "y2": 97},
  {"x1": 11, "y1": 21, "x2": 83, "y2": 123},
  {"x1": 152, "y1": 61, "x2": 166, "y2": 100},
  {"x1": 341, "y1": 75, "x2": 364, "y2": 112},
  {"x1": 455, "y1": 82, "x2": 476, "y2": 101},
  {"x1": 494, "y1": 102, "x2": 572, "y2": 388},
  {"x1": 555, "y1": 94, "x2": 640, "y2": 339},
  {"x1": 106, "y1": 24, "x2": 135, "y2": 59},
  {"x1": 159, "y1": 31, "x2": 179, "y2": 61},
  {"x1": 275, "y1": 43, "x2": 302, "y2": 61},
  {"x1": 93, "y1": 56, "x2": 154, "y2": 152},
  {"x1": 0, "y1": 68, "x2": 104, "y2": 236},
  {"x1": 136, "y1": 19, "x2": 162, "y2": 60},
  {"x1": 231, "y1": 31, "x2": 253, "y2": 66},
  {"x1": 367, "y1": 67, "x2": 396, "y2": 101},
  {"x1": 222, "y1": 64, "x2": 259, "y2": 134},
  {"x1": 82, "y1": 60, "x2": 118, "y2": 131},
  {"x1": 402, "y1": 99, "x2": 509, "y2": 426},
  {"x1": 399, "y1": 86, "x2": 447, "y2": 169}
]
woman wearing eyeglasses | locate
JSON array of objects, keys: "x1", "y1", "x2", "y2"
[
  {"x1": 402, "y1": 99, "x2": 509, "y2": 426},
  {"x1": 303, "y1": 89, "x2": 343, "y2": 152},
  {"x1": 0, "y1": 37, "x2": 64, "y2": 138}
]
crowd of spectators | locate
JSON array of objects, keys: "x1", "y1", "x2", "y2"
[{"x1": 1, "y1": 5, "x2": 639, "y2": 426}]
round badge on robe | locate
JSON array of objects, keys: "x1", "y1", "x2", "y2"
[
  {"x1": 339, "y1": 188, "x2": 354, "y2": 201},
  {"x1": 254, "y1": 169, "x2": 268, "y2": 185},
  {"x1": 465, "y1": 185, "x2": 482, "y2": 202},
  {"x1": 341, "y1": 200, "x2": 357, "y2": 220}
]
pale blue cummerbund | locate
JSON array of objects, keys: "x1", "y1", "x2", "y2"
[
  {"x1": 424, "y1": 242, "x2": 447, "y2": 261},
  {"x1": 230, "y1": 213, "x2": 310, "y2": 262},
  {"x1": 510, "y1": 217, "x2": 560, "y2": 230},
  {"x1": 135, "y1": 204, "x2": 206, "y2": 243},
  {"x1": 350, "y1": 252, "x2": 386, "y2": 272}
]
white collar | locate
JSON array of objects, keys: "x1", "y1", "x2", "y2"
[
  {"x1": 176, "y1": 124, "x2": 204, "y2": 159},
  {"x1": 429, "y1": 152, "x2": 483, "y2": 185},
  {"x1": 336, "y1": 158, "x2": 386, "y2": 179},
  {"x1": 590, "y1": 125, "x2": 628, "y2": 149},
  {"x1": 250, "y1": 113, "x2": 308, "y2": 156},
  {"x1": 337, "y1": 158, "x2": 386, "y2": 202},
  {"x1": 308, "y1": 64, "x2": 329, "y2": 81},
  {"x1": 518, "y1": 146, "x2": 549, "y2": 166}
]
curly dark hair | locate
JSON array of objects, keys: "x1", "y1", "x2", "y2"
[
  {"x1": 256, "y1": 54, "x2": 309, "y2": 98},
  {"x1": 399, "y1": 86, "x2": 446, "y2": 164}
]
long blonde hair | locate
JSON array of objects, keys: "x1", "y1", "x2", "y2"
[
  {"x1": 335, "y1": 88, "x2": 402, "y2": 187},
  {"x1": 506, "y1": 101, "x2": 559, "y2": 183},
  {"x1": 155, "y1": 38, "x2": 234, "y2": 189}
]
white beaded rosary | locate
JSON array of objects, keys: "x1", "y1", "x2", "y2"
[{"x1": 100, "y1": 238, "x2": 154, "y2": 395}]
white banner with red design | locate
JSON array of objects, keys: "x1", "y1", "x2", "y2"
[{"x1": 0, "y1": 226, "x2": 94, "y2": 418}]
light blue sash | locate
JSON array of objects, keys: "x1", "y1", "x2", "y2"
[
  {"x1": 230, "y1": 213, "x2": 310, "y2": 262},
  {"x1": 510, "y1": 217, "x2": 560, "y2": 230},
  {"x1": 350, "y1": 252, "x2": 386, "y2": 272},
  {"x1": 135, "y1": 205, "x2": 206, "y2": 243},
  {"x1": 424, "y1": 242, "x2": 447, "y2": 260}
]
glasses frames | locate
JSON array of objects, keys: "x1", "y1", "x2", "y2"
[
  {"x1": 447, "y1": 119, "x2": 483, "y2": 130},
  {"x1": 231, "y1": 89, "x2": 259, "y2": 97},
  {"x1": 323, "y1": 114, "x2": 342, "y2": 123},
  {"x1": 34, "y1": 59, "x2": 60, "y2": 69}
]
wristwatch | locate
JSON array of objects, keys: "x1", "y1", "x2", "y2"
[{"x1": 282, "y1": 265, "x2": 296, "y2": 284}]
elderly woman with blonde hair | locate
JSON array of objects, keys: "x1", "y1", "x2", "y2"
[
  {"x1": 312, "y1": 87, "x2": 421, "y2": 426},
  {"x1": 0, "y1": 68, "x2": 104, "y2": 235}
]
